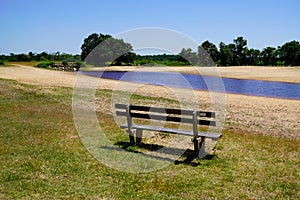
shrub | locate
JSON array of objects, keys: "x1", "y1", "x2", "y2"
[
  {"x1": 0, "y1": 60, "x2": 4, "y2": 65},
  {"x1": 76, "y1": 61, "x2": 83, "y2": 66},
  {"x1": 36, "y1": 61, "x2": 55, "y2": 68}
]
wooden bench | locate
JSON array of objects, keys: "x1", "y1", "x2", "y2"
[{"x1": 115, "y1": 103, "x2": 222, "y2": 158}]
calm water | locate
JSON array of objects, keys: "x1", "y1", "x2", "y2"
[{"x1": 80, "y1": 71, "x2": 300, "y2": 100}]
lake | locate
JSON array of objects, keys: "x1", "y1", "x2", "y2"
[{"x1": 80, "y1": 71, "x2": 300, "y2": 100}]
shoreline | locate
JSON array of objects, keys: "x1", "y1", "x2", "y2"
[{"x1": 83, "y1": 66, "x2": 300, "y2": 84}]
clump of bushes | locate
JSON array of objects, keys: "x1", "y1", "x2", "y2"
[
  {"x1": 36, "y1": 61, "x2": 55, "y2": 68},
  {"x1": 36, "y1": 61, "x2": 80, "y2": 71},
  {"x1": 62, "y1": 60, "x2": 68, "y2": 66},
  {"x1": 0, "y1": 60, "x2": 5, "y2": 65},
  {"x1": 76, "y1": 61, "x2": 83, "y2": 66}
]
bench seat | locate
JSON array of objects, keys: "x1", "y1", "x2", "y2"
[{"x1": 120, "y1": 124, "x2": 222, "y2": 139}]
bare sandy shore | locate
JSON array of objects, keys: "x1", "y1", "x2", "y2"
[{"x1": 1, "y1": 65, "x2": 299, "y2": 138}]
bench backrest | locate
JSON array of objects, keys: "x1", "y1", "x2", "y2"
[{"x1": 115, "y1": 103, "x2": 216, "y2": 127}]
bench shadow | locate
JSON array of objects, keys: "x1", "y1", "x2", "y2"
[
  {"x1": 114, "y1": 141, "x2": 216, "y2": 166},
  {"x1": 174, "y1": 149, "x2": 216, "y2": 166},
  {"x1": 116, "y1": 141, "x2": 163, "y2": 151}
]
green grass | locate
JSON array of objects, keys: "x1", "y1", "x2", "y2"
[{"x1": 0, "y1": 78, "x2": 299, "y2": 199}]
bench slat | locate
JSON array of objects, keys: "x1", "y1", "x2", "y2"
[
  {"x1": 116, "y1": 111, "x2": 216, "y2": 126},
  {"x1": 115, "y1": 103, "x2": 215, "y2": 118},
  {"x1": 116, "y1": 103, "x2": 193, "y2": 115},
  {"x1": 120, "y1": 124, "x2": 222, "y2": 139}
]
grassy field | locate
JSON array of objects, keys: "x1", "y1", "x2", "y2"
[{"x1": 0, "y1": 78, "x2": 299, "y2": 199}]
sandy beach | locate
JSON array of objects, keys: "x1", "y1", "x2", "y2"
[{"x1": 1, "y1": 65, "x2": 299, "y2": 138}]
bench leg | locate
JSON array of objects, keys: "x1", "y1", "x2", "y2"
[
  {"x1": 193, "y1": 137, "x2": 200, "y2": 157},
  {"x1": 129, "y1": 135, "x2": 135, "y2": 144},
  {"x1": 127, "y1": 130, "x2": 135, "y2": 144},
  {"x1": 198, "y1": 137, "x2": 206, "y2": 159},
  {"x1": 136, "y1": 129, "x2": 143, "y2": 145},
  {"x1": 193, "y1": 137, "x2": 207, "y2": 158}
]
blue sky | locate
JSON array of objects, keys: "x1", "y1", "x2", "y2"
[{"x1": 0, "y1": 0, "x2": 299, "y2": 55}]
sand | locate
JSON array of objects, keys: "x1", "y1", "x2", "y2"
[{"x1": 1, "y1": 64, "x2": 299, "y2": 138}]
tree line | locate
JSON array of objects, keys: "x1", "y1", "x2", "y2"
[
  {"x1": 1, "y1": 33, "x2": 299, "y2": 67},
  {"x1": 80, "y1": 33, "x2": 300, "y2": 67},
  {"x1": 0, "y1": 52, "x2": 80, "y2": 63},
  {"x1": 199, "y1": 37, "x2": 300, "y2": 66}
]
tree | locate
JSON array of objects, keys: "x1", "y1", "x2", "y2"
[
  {"x1": 38, "y1": 51, "x2": 50, "y2": 61},
  {"x1": 233, "y1": 36, "x2": 247, "y2": 65},
  {"x1": 179, "y1": 48, "x2": 200, "y2": 65},
  {"x1": 219, "y1": 42, "x2": 235, "y2": 66},
  {"x1": 261, "y1": 47, "x2": 277, "y2": 66},
  {"x1": 198, "y1": 40, "x2": 219, "y2": 65},
  {"x1": 28, "y1": 52, "x2": 35, "y2": 60},
  {"x1": 113, "y1": 52, "x2": 136, "y2": 66},
  {"x1": 81, "y1": 33, "x2": 135, "y2": 66},
  {"x1": 0, "y1": 52, "x2": 81, "y2": 63},
  {"x1": 81, "y1": 33, "x2": 111, "y2": 61},
  {"x1": 277, "y1": 40, "x2": 300, "y2": 66},
  {"x1": 245, "y1": 48, "x2": 261, "y2": 66}
]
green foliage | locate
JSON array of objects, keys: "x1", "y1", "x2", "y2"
[
  {"x1": 134, "y1": 54, "x2": 187, "y2": 66},
  {"x1": 179, "y1": 48, "x2": 201, "y2": 65},
  {"x1": 200, "y1": 37, "x2": 300, "y2": 66},
  {"x1": 200, "y1": 40, "x2": 219, "y2": 66},
  {"x1": 36, "y1": 61, "x2": 55, "y2": 68},
  {"x1": 0, "y1": 52, "x2": 81, "y2": 63},
  {"x1": 62, "y1": 60, "x2": 68, "y2": 66},
  {"x1": 278, "y1": 40, "x2": 300, "y2": 66},
  {"x1": 80, "y1": 33, "x2": 112, "y2": 61},
  {"x1": 246, "y1": 48, "x2": 261, "y2": 65},
  {"x1": 113, "y1": 52, "x2": 136, "y2": 66},
  {"x1": 80, "y1": 33, "x2": 135, "y2": 66},
  {"x1": 233, "y1": 36, "x2": 248, "y2": 65},
  {"x1": 76, "y1": 61, "x2": 83, "y2": 66},
  {"x1": 163, "y1": 60, "x2": 187, "y2": 66},
  {"x1": 133, "y1": 36, "x2": 298, "y2": 67},
  {"x1": 0, "y1": 60, "x2": 4, "y2": 65},
  {"x1": 261, "y1": 47, "x2": 277, "y2": 66},
  {"x1": 219, "y1": 42, "x2": 235, "y2": 66}
]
